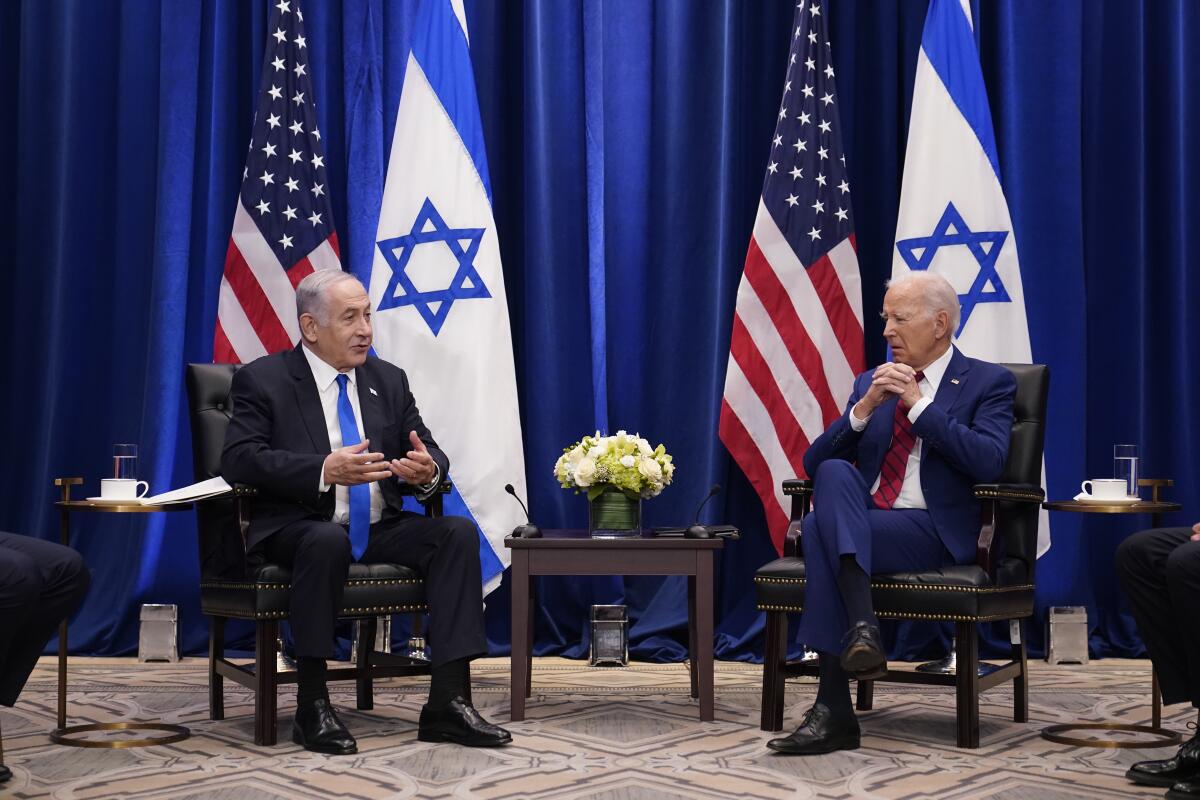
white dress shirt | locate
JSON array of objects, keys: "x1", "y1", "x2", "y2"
[
  {"x1": 303, "y1": 344, "x2": 386, "y2": 525},
  {"x1": 847, "y1": 345, "x2": 956, "y2": 510}
]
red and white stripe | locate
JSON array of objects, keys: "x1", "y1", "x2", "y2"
[
  {"x1": 720, "y1": 202, "x2": 865, "y2": 554},
  {"x1": 213, "y1": 198, "x2": 341, "y2": 364}
]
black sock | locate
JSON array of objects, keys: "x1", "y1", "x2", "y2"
[
  {"x1": 429, "y1": 657, "x2": 469, "y2": 708},
  {"x1": 815, "y1": 653, "x2": 854, "y2": 720},
  {"x1": 296, "y1": 657, "x2": 328, "y2": 707},
  {"x1": 837, "y1": 554, "x2": 877, "y2": 628}
]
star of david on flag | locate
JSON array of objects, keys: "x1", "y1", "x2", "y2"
[
  {"x1": 365, "y1": 0, "x2": 526, "y2": 596},
  {"x1": 891, "y1": 0, "x2": 1050, "y2": 555},
  {"x1": 376, "y1": 198, "x2": 491, "y2": 337},
  {"x1": 896, "y1": 202, "x2": 1011, "y2": 336}
]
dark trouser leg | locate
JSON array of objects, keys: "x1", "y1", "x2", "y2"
[
  {"x1": 0, "y1": 533, "x2": 90, "y2": 706},
  {"x1": 259, "y1": 521, "x2": 353, "y2": 660},
  {"x1": 815, "y1": 653, "x2": 854, "y2": 719},
  {"x1": 1116, "y1": 528, "x2": 1196, "y2": 706},
  {"x1": 364, "y1": 514, "x2": 486, "y2": 668}
]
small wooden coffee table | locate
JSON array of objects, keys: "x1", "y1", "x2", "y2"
[{"x1": 506, "y1": 529, "x2": 724, "y2": 721}]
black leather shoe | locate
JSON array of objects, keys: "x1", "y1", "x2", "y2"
[
  {"x1": 1167, "y1": 779, "x2": 1200, "y2": 799},
  {"x1": 766, "y1": 703, "x2": 860, "y2": 755},
  {"x1": 0, "y1": 763, "x2": 11, "y2": 783},
  {"x1": 1127, "y1": 734, "x2": 1200, "y2": 787},
  {"x1": 418, "y1": 696, "x2": 512, "y2": 747},
  {"x1": 840, "y1": 621, "x2": 886, "y2": 679},
  {"x1": 291, "y1": 698, "x2": 357, "y2": 755}
]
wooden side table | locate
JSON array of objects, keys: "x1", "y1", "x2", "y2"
[
  {"x1": 1041, "y1": 478, "x2": 1183, "y2": 748},
  {"x1": 506, "y1": 529, "x2": 724, "y2": 721},
  {"x1": 51, "y1": 477, "x2": 193, "y2": 748}
]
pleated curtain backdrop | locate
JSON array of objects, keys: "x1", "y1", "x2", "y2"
[{"x1": 0, "y1": 0, "x2": 1196, "y2": 661}]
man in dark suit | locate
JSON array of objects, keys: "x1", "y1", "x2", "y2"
[
  {"x1": 1119, "y1": 522, "x2": 1200, "y2": 799},
  {"x1": 221, "y1": 269, "x2": 510, "y2": 755},
  {"x1": 767, "y1": 270, "x2": 1016, "y2": 755},
  {"x1": 0, "y1": 532, "x2": 90, "y2": 782}
]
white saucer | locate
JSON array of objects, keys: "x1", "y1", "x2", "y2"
[
  {"x1": 1074, "y1": 495, "x2": 1140, "y2": 505},
  {"x1": 85, "y1": 496, "x2": 147, "y2": 505}
]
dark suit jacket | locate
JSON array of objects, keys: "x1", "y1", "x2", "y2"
[
  {"x1": 802, "y1": 347, "x2": 1016, "y2": 564},
  {"x1": 220, "y1": 344, "x2": 449, "y2": 552}
]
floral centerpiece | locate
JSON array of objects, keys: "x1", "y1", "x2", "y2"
[{"x1": 554, "y1": 431, "x2": 675, "y2": 535}]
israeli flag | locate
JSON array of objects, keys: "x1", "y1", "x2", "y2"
[
  {"x1": 892, "y1": 0, "x2": 1050, "y2": 555},
  {"x1": 368, "y1": 0, "x2": 525, "y2": 593}
]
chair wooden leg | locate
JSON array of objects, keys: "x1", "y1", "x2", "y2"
[
  {"x1": 255, "y1": 619, "x2": 279, "y2": 746},
  {"x1": 955, "y1": 621, "x2": 980, "y2": 748},
  {"x1": 1012, "y1": 619, "x2": 1028, "y2": 723},
  {"x1": 856, "y1": 679, "x2": 875, "y2": 711},
  {"x1": 760, "y1": 611, "x2": 787, "y2": 731},
  {"x1": 356, "y1": 617, "x2": 376, "y2": 711},
  {"x1": 209, "y1": 617, "x2": 225, "y2": 720}
]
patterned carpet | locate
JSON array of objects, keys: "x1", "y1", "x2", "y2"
[{"x1": 0, "y1": 656, "x2": 1192, "y2": 799}]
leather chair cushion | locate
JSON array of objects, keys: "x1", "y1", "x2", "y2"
[
  {"x1": 200, "y1": 562, "x2": 427, "y2": 620},
  {"x1": 755, "y1": 557, "x2": 1034, "y2": 622}
]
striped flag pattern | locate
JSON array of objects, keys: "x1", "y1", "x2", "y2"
[
  {"x1": 214, "y1": 0, "x2": 341, "y2": 363},
  {"x1": 720, "y1": 1, "x2": 865, "y2": 555}
]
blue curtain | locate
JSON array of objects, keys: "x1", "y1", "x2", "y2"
[{"x1": 0, "y1": 0, "x2": 1195, "y2": 662}]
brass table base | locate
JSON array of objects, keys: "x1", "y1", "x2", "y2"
[
  {"x1": 50, "y1": 722, "x2": 191, "y2": 749},
  {"x1": 1041, "y1": 722, "x2": 1181, "y2": 749}
]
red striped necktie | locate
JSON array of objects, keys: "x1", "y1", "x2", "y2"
[{"x1": 872, "y1": 371, "x2": 925, "y2": 510}]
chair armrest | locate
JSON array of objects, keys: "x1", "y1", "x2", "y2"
[
  {"x1": 974, "y1": 483, "x2": 1043, "y2": 575},
  {"x1": 782, "y1": 479, "x2": 813, "y2": 497},
  {"x1": 780, "y1": 479, "x2": 813, "y2": 557},
  {"x1": 973, "y1": 484, "x2": 1044, "y2": 503}
]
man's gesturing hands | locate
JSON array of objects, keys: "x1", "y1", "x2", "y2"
[
  {"x1": 323, "y1": 441, "x2": 391, "y2": 486},
  {"x1": 853, "y1": 362, "x2": 924, "y2": 421},
  {"x1": 322, "y1": 432, "x2": 437, "y2": 488},
  {"x1": 388, "y1": 431, "x2": 438, "y2": 487}
]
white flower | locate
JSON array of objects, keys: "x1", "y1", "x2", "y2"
[
  {"x1": 637, "y1": 438, "x2": 653, "y2": 455},
  {"x1": 575, "y1": 457, "x2": 597, "y2": 486},
  {"x1": 637, "y1": 457, "x2": 663, "y2": 482},
  {"x1": 620, "y1": 455, "x2": 636, "y2": 468}
]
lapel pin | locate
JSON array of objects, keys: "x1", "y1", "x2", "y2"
[
  {"x1": 369, "y1": 387, "x2": 379, "y2": 396},
  {"x1": 950, "y1": 378, "x2": 960, "y2": 385}
]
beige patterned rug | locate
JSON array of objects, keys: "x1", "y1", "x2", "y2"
[{"x1": 0, "y1": 656, "x2": 1191, "y2": 799}]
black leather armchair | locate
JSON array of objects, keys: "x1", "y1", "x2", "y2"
[
  {"x1": 754, "y1": 363, "x2": 1049, "y2": 748},
  {"x1": 186, "y1": 363, "x2": 441, "y2": 745}
]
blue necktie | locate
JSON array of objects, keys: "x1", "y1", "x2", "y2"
[{"x1": 335, "y1": 374, "x2": 370, "y2": 561}]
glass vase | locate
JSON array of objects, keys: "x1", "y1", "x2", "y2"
[{"x1": 588, "y1": 488, "x2": 642, "y2": 538}]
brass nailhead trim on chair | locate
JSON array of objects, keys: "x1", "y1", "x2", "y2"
[
  {"x1": 200, "y1": 578, "x2": 423, "y2": 591},
  {"x1": 756, "y1": 603, "x2": 1029, "y2": 623},
  {"x1": 974, "y1": 488, "x2": 1045, "y2": 502},
  {"x1": 203, "y1": 604, "x2": 428, "y2": 620},
  {"x1": 753, "y1": 576, "x2": 1034, "y2": 595}
]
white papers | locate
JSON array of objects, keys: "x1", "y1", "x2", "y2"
[{"x1": 142, "y1": 476, "x2": 232, "y2": 506}]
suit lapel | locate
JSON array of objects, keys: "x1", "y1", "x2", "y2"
[
  {"x1": 932, "y1": 346, "x2": 970, "y2": 415},
  {"x1": 285, "y1": 346, "x2": 333, "y2": 455},
  {"x1": 356, "y1": 359, "x2": 387, "y2": 457}
]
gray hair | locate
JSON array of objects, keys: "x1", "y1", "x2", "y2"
[
  {"x1": 296, "y1": 270, "x2": 365, "y2": 324},
  {"x1": 886, "y1": 271, "x2": 961, "y2": 335}
]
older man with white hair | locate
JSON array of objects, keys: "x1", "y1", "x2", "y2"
[{"x1": 767, "y1": 270, "x2": 1017, "y2": 755}]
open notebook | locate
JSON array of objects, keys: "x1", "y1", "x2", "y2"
[{"x1": 140, "y1": 476, "x2": 232, "y2": 506}]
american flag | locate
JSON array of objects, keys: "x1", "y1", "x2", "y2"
[
  {"x1": 213, "y1": 0, "x2": 341, "y2": 363},
  {"x1": 719, "y1": 1, "x2": 864, "y2": 555}
]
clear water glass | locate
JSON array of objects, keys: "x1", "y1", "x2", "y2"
[
  {"x1": 113, "y1": 443, "x2": 138, "y2": 479},
  {"x1": 1113, "y1": 444, "x2": 1139, "y2": 498}
]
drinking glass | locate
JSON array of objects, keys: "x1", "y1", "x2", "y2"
[
  {"x1": 1113, "y1": 444, "x2": 1139, "y2": 498},
  {"x1": 113, "y1": 443, "x2": 138, "y2": 480}
]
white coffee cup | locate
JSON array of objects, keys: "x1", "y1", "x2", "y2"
[
  {"x1": 1080, "y1": 479, "x2": 1128, "y2": 500},
  {"x1": 101, "y1": 478, "x2": 149, "y2": 500}
]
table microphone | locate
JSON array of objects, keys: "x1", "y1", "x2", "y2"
[
  {"x1": 685, "y1": 484, "x2": 722, "y2": 539},
  {"x1": 504, "y1": 483, "x2": 542, "y2": 538}
]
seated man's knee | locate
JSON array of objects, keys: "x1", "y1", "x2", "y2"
[
  {"x1": 0, "y1": 553, "x2": 44, "y2": 607},
  {"x1": 304, "y1": 523, "x2": 353, "y2": 562},
  {"x1": 442, "y1": 516, "x2": 477, "y2": 551},
  {"x1": 1114, "y1": 531, "x2": 1148, "y2": 577},
  {"x1": 813, "y1": 459, "x2": 857, "y2": 490},
  {"x1": 61, "y1": 548, "x2": 90, "y2": 596},
  {"x1": 1165, "y1": 543, "x2": 1200, "y2": 586}
]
